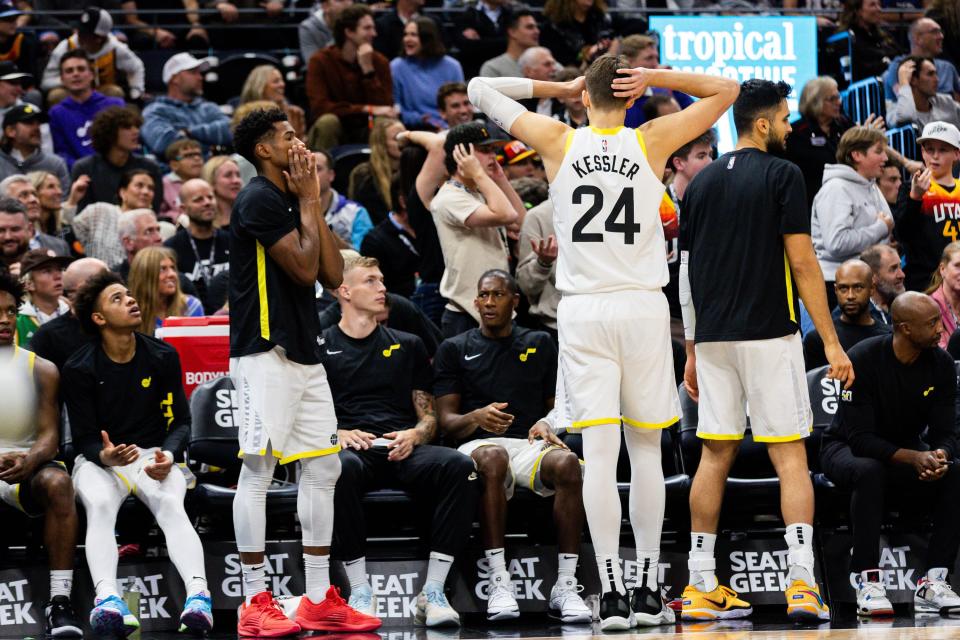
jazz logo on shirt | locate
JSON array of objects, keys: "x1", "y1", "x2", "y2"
[
  {"x1": 382, "y1": 344, "x2": 401, "y2": 358},
  {"x1": 519, "y1": 348, "x2": 537, "y2": 362},
  {"x1": 141, "y1": 376, "x2": 152, "y2": 388}
]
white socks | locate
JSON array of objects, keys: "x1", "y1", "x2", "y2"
[
  {"x1": 344, "y1": 557, "x2": 369, "y2": 590},
  {"x1": 784, "y1": 523, "x2": 815, "y2": 587},
  {"x1": 597, "y1": 554, "x2": 626, "y2": 595},
  {"x1": 558, "y1": 553, "x2": 578, "y2": 580},
  {"x1": 185, "y1": 576, "x2": 208, "y2": 598},
  {"x1": 304, "y1": 554, "x2": 331, "y2": 604},
  {"x1": 50, "y1": 570, "x2": 72, "y2": 599},
  {"x1": 688, "y1": 532, "x2": 718, "y2": 592},
  {"x1": 637, "y1": 552, "x2": 659, "y2": 591},
  {"x1": 425, "y1": 551, "x2": 454, "y2": 591},
  {"x1": 485, "y1": 548, "x2": 507, "y2": 575},
  {"x1": 241, "y1": 562, "x2": 267, "y2": 605}
]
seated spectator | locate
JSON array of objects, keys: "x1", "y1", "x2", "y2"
[
  {"x1": 360, "y1": 175, "x2": 418, "y2": 297},
  {"x1": 0, "y1": 197, "x2": 32, "y2": 275},
  {"x1": 239, "y1": 65, "x2": 306, "y2": 140},
  {"x1": 0, "y1": 270, "x2": 82, "y2": 638},
  {"x1": 112, "y1": 208, "x2": 160, "y2": 277},
  {"x1": 0, "y1": 60, "x2": 29, "y2": 121},
  {"x1": 877, "y1": 152, "x2": 903, "y2": 209},
  {"x1": 925, "y1": 242, "x2": 960, "y2": 348},
  {"x1": 142, "y1": 53, "x2": 232, "y2": 160},
  {"x1": 479, "y1": 10, "x2": 539, "y2": 79},
  {"x1": 927, "y1": 0, "x2": 960, "y2": 68},
  {"x1": 374, "y1": 0, "x2": 429, "y2": 59},
  {"x1": 1, "y1": 175, "x2": 69, "y2": 256},
  {"x1": 499, "y1": 140, "x2": 544, "y2": 182},
  {"x1": 28, "y1": 170, "x2": 87, "y2": 249},
  {"x1": 0, "y1": 1, "x2": 37, "y2": 80},
  {"x1": 860, "y1": 243, "x2": 905, "y2": 323},
  {"x1": 306, "y1": 4, "x2": 396, "y2": 151},
  {"x1": 42, "y1": 8, "x2": 144, "y2": 102},
  {"x1": 837, "y1": 0, "x2": 903, "y2": 82},
  {"x1": 321, "y1": 254, "x2": 477, "y2": 625},
  {"x1": 889, "y1": 57, "x2": 960, "y2": 129},
  {"x1": 70, "y1": 106, "x2": 163, "y2": 213},
  {"x1": 621, "y1": 35, "x2": 692, "y2": 128},
  {"x1": 160, "y1": 139, "x2": 203, "y2": 220},
  {"x1": 431, "y1": 122, "x2": 522, "y2": 338},
  {"x1": 435, "y1": 269, "x2": 590, "y2": 623},
  {"x1": 893, "y1": 121, "x2": 960, "y2": 291},
  {"x1": 14, "y1": 247, "x2": 70, "y2": 345},
  {"x1": 454, "y1": 0, "x2": 510, "y2": 80},
  {"x1": 820, "y1": 292, "x2": 960, "y2": 618},
  {"x1": 47, "y1": 50, "x2": 124, "y2": 169},
  {"x1": 884, "y1": 18, "x2": 960, "y2": 102},
  {"x1": 0, "y1": 104, "x2": 68, "y2": 191},
  {"x1": 315, "y1": 149, "x2": 372, "y2": 251},
  {"x1": 391, "y1": 19, "x2": 463, "y2": 131},
  {"x1": 518, "y1": 47, "x2": 561, "y2": 117},
  {"x1": 202, "y1": 155, "x2": 241, "y2": 230},
  {"x1": 437, "y1": 82, "x2": 474, "y2": 130},
  {"x1": 811, "y1": 126, "x2": 894, "y2": 307},
  {"x1": 63, "y1": 271, "x2": 212, "y2": 637},
  {"x1": 540, "y1": 0, "x2": 614, "y2": 68},
  {"x1": 552, "y1": 66, "x2": 588, "y2": 128},
  {"x1": 348, "y1": 117, "x2": 405, "y2": 224},
  {"x1": 299, "y1": 0, "x2": 351, "y2": 64},
  {"x1": 129, "y1": 246, "x2": 203, "y2": 335},
  {"x1": 803, "y1": 259, "x2": 892, "y2": 370},
  {"x1": 71, "y1": 169, "x2": 156, "y2": 265}
]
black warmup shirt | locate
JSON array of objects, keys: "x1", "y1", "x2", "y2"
[
  {"x1": 229, "y1": 176, "x2": 322, "y2": 365},
  {"x1": 318, "y1": 293, "x2": 443, "y2": 356},
  {"x1": 29, "y1": 312, "x2": 91, "y2": 373},
  {"x1": 681, "y1": 148, "x2": 810, "y2": 342},
  {"x1": 825, "y1": 335, "x2": 958, "y2": 460},
  {"x1": 319, "y1": 325, "x2": 432, "y2": 435},
  {"x1": 62, "y1": 333, "x2": 191, "y2": 466},
  {"x1": 164, "y1": 227, "x2": 230, "y2": 309},
  {"x1": 433, "y1": 326, "x2": 557, "y2": 441},
  {"x1": 405, "y1": 185, "x2": 445, "y2": 284},
  {"x1": 802, "y1": 318, "x2": 892, "y2": 371}
]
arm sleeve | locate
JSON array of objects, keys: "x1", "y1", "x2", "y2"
[
  {"x1": 432, "y1": 340, "x2": 463, "y2": 397},
  {"x1": 62, "y1": 361, "x2": 107, "y2": 466},
  {"x1": 678, "y1": 258, "x2": 696, "y2": 341},
  {"x1": 926, "y1": 355, "x2": 958, "y2": 459},
  {"x1": 467, "y1": 76, "x2": 533, "y2": 132},
  {"x1": 838, "y1": 366, "x2": 900, "y2": 460}
]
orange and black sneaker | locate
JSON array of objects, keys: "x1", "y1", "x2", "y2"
[
  {"x1": 295, "y1": 586, "x2": 383, "y2": 632},
  {"x1": 786, "y1": 580, "x2": 830, "y2": 621},
  {"x1": 237, "y1": 591, "x2": 302, "y2": 638},
  {"x1": 681, "y1": 584, "x2": 753, "y2": 621}
]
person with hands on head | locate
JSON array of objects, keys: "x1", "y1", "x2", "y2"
[
  {"x1": 62, "y1": 270, "x2": 212, "y2": 638},
  {"x1": 435, "y1": 269, "x2": 591, "y2": 624},
  {"x1": 821, "y1": 291, "x2": 960, "y2": 618},
  {"x1": 321, "y1": 255, "x2": 477, "y2": 627},
  {"x1": 0, "y1": 271, "x2": 83, "y2": 639},
  {"x1": 888, "y1": 57, "x2": 960, "y2": 130}
]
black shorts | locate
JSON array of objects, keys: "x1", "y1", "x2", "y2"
[{"x1": 2, "y1": 460, "x2": 67, "y2": 517}]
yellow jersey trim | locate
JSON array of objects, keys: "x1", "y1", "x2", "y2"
[
  {"x1": 622, "y1": 415, "x2": 679, "y2": 430},
  {"x1": 636, "y1": 130, "x2": 648, "y2": 158},
  {"x1": 590, "y1": 125, "x2": 624, "y2": 135},
  {"x1": 562, "y1": 131, "x2": 574, "y2": 158},
  {"x1": 783, "y1": 251, "x2": 796, "y2": 323},
  {"x1": 529, "y1": 444, "x2": 563, "y2": 490},
  {"x1": 697, "y1": 432, "x2": 745, "y2": 441},
  {"x1": 569, "y1": 417, "x2": 621, "y2": 429},
  {"x1": 279, "y1": 445, "x2": 342, "y2": 465},
  {"x1": 753, "y1": 428, "x2": 813, "y2": 444},
  {"x1": 256, "y1": 241, "x2": 270, "y2": 340}
]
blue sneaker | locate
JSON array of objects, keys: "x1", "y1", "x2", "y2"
[
  {"x1": 347, "y1": 584, "x2": 378, "y2": 618},
  {"x1": 89, "y1": 595, "x2": 140, "y2": 637},
  {"x1": 179, "y1": 592, "x2": 214, "y2": 634},
  {"x1": 416, "y1": 585, "x2": 460, "y2": 627}
]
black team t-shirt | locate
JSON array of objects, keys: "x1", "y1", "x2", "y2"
[
  {"x1": 319, "y1": 325, "x2": 432, "y2": 435},
  {"x1": 681, "y1": 148, "x2": 811, "y2": 342},
  {"x1": 433, "y1": 326, "x2": 557, "y2": 441},
  {"x1": 229, "y1": 176, "x2": 322, "y2": 364}
]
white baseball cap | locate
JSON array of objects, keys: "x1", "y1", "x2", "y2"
[
  {"x1": 918, "y1": 121, "x2": 960, "y2": 149},
  {"x1": 162, "y1": 53, "x2": 215, "y2": 85}
]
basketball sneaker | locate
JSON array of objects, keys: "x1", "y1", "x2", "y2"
[
  {"x1": 486, "y1": 571, "x2": 520, "y2": 620},
  {"x1": 179, "y1": 592, "x2": 214, "y2": 634},
  {"x1": 238, "y1": 591, "x2": 301, "y2": 637},
  {"x1": 680, "y1": 584, "x2": 752, "y2": 621},
  {"x1": 295, "y1": 586, "x2": 382, "y2": 631},
  {"x1": 89, "y1": 595, "x2": 140, "y2": 638},
  {"x1": 416, "y1": 584, "x2": 461, "y2": 627},
  {"x1": 785, "y1": 580, "x2": 830, "y2": 621},
  {"x1": 856, "y1": 570, "x2": 893, "y2": 617},
  {"x1": 44, "y1": 595, "x2": 83, "y2": 637},
  {"x1": 347, "y1": 584, "x2": 378, "y2": 618},
  {"x1": 548, "y1": 576, "x2": 591, "y2": 623},
  {"x1": 598, "y1": 590, "x2": 632, "y2": 630},
  {"x1": 631, "y1": 585, "x2": 675, "y2": 627},
  {"x1": 915, "y1": 572, "x2": 960, "y2": 615}
]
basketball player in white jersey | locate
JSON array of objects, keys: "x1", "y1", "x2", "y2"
[{"x1": 468, "y1": 57, "x2": 739, "y2": 629}]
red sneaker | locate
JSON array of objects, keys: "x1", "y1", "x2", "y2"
[
  {"x1": 295, "y1": 586, "x2": 383, "y2": 631},
  {"x1": 237, "y1": 592, "x2": 302, "y2": 638}
]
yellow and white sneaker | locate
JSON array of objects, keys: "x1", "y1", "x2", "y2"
[
  {"x1": 786, "y1": 580, "x2": 830, "y2": 621},
  {"x1": 680, "y1": 584, "x2": 752, "y2": 621}
]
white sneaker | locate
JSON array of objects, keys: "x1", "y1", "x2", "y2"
[
  {"x1": 856, "y1": 572, "x2": 894, "y2": 617},
  {"x1": 416, "y1": 585, "x2": 461, "y2": 627},
  {"x1": 486, "y1": 571, "x2": 520, "y2": 621},
  {"x1": 916, "y1": 574, "x2": 960, "y2": 615},
  {"x1": 548, "y1": 577, "x2": 591, "y2": 624},
  {"x1": 347, "y1": 584, "x2": 379, "y2": 618}
]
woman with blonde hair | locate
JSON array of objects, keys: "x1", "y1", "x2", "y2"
[
  {"x1": 129, "y1": 246, "x2": 204, "y2": 336},
  {"x1": 926, "y1": 242, "x2": 960, "y2": 348},
  {"x1": 28, "y1": 170, "x2": 89, "y2": 255},
  {"x1": 348, "y1": 116, "x2": 405, "y2": 223},
  {"x1": 202, "y1": 155, "x2": 243, "y2": 229},
  {"x1": 239, "y1": 65, "x2": 306, "y2": 138}
]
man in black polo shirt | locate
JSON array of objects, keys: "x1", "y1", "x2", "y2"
[
  {"x1": 821, "y1": 292, "x2": 960, "y2": 617},
  {"x1": 322, "y1": 255, "x2": 477, "y2": 627},
  {"x1": 434, "y1": 269, "x2": 591, "y2": 624},
  {"x1": 803, "y1": 259, "x2": 892, "y2": 370},
  {"x1": 228, "y1": 108, "x2": 377, "y2": 637}
]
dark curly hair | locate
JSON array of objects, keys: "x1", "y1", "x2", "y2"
[
  {"x1": 0, "y1": 270, "x2": 23, "y2": 309},
  {"x1": 233, "y1": 107, "x2": 287, "y2": 171},
  {"x1": 74, "y1": 271, "x2": 125, "y2": 336},
  {"x1": 91, "y1": 106, "x2": 143, "y2": 156},
  {"x1": 732, "y1": 79, "x2": 792, "y2": 136}
]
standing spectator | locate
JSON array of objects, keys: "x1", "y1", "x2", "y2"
[
  {"x1": 437, "y1": 82, "x2": 474, "y2": 129},
  {"x1": 299, "y1": 0, "x2": 351, "y2": 64},
  {"x1": 112, "y1": 208, "x2": 159, "y2": 275},
  {"x1": 47, "y1": 50, "x2": 124, "y2": 169},
  {"x1": 28, "y1": 170, "x2": 87, "y2": 246},
  {"x1": 925, "y1": 242, "x2": 960, "y2": 347},
  {"x1": 305, "y1": 4, "x2": 396, "y2": 150},
  {"x1": 516, "y1": 197, "x2": 557, "y2": 337},
  {"x1": 160, "y1": 138, "x2": 203, "y2": 220},
  {"x1": 0, "y1": 104, "x2": 69, "y2": 191},
  {"x1": 391, "y1": 18, "x2": 463, "y2": 130},
  {"x1": 348, "y1": 117, "x2": 405, "y2": 224},
  {"x1": 315, "y1": 149, "x2": 372, "y2": 251},
  {"x1": 811, "y1": 126, "x2": 894, "y2": 307},
  {"x1": 128, "y1": 245, "x2": 203, "y2": 335},
  {"x1": 373, "y1": 0, "x2": 428, "y2": 58},
  {"x1": 621, "y1": 35, "x2": 693, "y2": 128},
  {"x1": 41, "y1": 8, "x2": 144, "y2": 101},
  {"x1": 0, "y1": 60, "x2": 28, "y2": 122},
  {"x1": 860, "y1": 243, "x2": 905, "y2": 322},
  {"x1": 479, "y1": 9, "x2": 539, "y2": 79},
  {"x1": 70, "y1": 106, "x2": 163, "y2": 213},
  {"x1": 141, "y1": 53, "x2": 232, "y2": 160},
  {"x1": 0, "y1": 1, "x2": 37, "y2": 79},
  {"x1": 71, "y1": 169, "x2": 155, "y2": 265},
  {"x1": 202, "y1": 155, "x2": 241, "y2": 230},
  {"x1": 540, "y1": 0, "x2": 614, "y2": 68},
  {"x1": 884, "y1": 18, "x2": 960, "y2": 102},
  {"x1": 431, "y1": 122, "x2": 522, "y2": 338},
  {"x1": 2, "y1": 175, "x2": 70, "y2": 256},
  {"x1": 360, "y1": 175, "x2": 418, "y2": 297},
  {"x1": 888, "y1": 57, "x2": 960, "y2": 129},
  {"x1": 454, "y1": 0, "x2": 511, "y2": 80},
  {"x1": 14, "y1": 248, "x2": 71, "y2": 346},
  {"x1": 837, "y1": 0, "x2": 903, "y2": 82},
  {"x1": 239, "y1": 65, "x2": 306, "y2": 140}
]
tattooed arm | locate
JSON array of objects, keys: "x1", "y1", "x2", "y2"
[{"x1": 384, "y1": 390, "x2": 438, "y2": 461}]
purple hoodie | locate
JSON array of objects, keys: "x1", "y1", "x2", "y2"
[{"x1": 49, "y1": 91, "x2": 125, "y2": 168}]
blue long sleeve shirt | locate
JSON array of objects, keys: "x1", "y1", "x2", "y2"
[
  {"x1": 390, "y1": 56, "x2": 464, "y2": 129},
  {"x1": 141, "y1": 96, "x2": 232, "y2": 158}
]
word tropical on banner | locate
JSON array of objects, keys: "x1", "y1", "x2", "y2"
[{"x1": 648, "y1": 16, "x2": 818, "y2": 152}]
